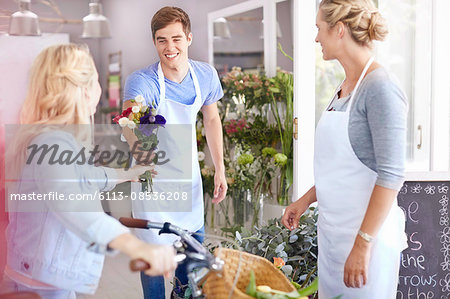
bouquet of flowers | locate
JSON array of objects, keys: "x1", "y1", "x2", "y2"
[{"x1": 113, "y1": 95, "x2": 166, "y2": 192}]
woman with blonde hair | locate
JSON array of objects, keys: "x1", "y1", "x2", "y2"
[
  {"x1": 1, "y1": 44, "x2": 176, "y2": 298},
  {"x1": 282, "y1": 0, "x2": 407, "y2": 298}
]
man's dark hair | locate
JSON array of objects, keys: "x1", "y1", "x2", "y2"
[{"x1": 151, "y1": 6, "x2": 191, "y2": 40}]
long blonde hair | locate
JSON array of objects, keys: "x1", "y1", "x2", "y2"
[
  {"x1": 21, "y1": 43, "x2": 96, "y2": 125},
  {"x1": 319, "y1": 0, "x2": 388, "y2": 47},
  {"x1": 7, "y1": 44, "x2": 98, "y2": 181}
]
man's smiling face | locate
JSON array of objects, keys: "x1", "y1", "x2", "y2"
[{"x1": 154, "y1": 22, "x2": 192, "y2": 71}]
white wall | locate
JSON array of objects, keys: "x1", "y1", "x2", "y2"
[{"x1": 0, "y1": 33, "x2": 69, "y2": 124}]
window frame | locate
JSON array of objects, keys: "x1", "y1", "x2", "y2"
[{"x1": 292, "y1": 0, "x2": 450, "y2": 196}]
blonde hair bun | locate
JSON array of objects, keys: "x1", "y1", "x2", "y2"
[
  {"x1": 367, "y1": 10, "x2": 388, "y2": 42},
  {"x1": 320, "y1": 0, "x2": 388, "y2": 46}
]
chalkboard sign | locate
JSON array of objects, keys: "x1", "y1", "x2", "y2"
[{"x1": 397, "y1": 181, "x2": 450, "y2": 299}]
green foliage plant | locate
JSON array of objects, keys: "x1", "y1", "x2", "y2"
[{"x1": 233, "y1": 207, "x2": 318, "y2": 284}]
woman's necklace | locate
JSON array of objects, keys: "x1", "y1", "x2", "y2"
[{"x1": 339, "y1": 79, "x2": 357, "y2": 98}]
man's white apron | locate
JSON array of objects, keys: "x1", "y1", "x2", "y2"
[
  {"x1": 314, "y1": 57, "x2": 407, "y2": 298},
  {"x1": 132, "y1": 62, "x2": 204, "y2": 244}
]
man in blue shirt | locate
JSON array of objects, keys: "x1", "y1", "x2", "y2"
[{"x1": 122, "y1": 6, "x2": 227, "y2": 299}]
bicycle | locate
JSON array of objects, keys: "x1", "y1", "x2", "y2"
[
  {"x1": 118, "y1": 217, "x2": 224, "y2": 299},
  {"x1": 1, "y1": 219, "x2": 299, "y2": 298}
]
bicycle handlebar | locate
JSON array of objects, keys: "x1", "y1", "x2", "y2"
[
  {"x1": 118, "y1": 217, "x2": 151, "y2": 229},
  {"x1": 119, "y1": 217, "x2": 224, "y2": 299},
  {"x1": 119, "y1": 217, "x2": 213, "y2": 267},
  {"x1": 129, "y1": 254, "x2": 187, "y2": 272},
  {"x1": 119, "y1": 217, "x2": 208, "y2": 255}
]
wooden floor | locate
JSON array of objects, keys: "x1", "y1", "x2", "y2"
[
  {"x1": 77, "y1": 254, "x2": 144, "y2": 299},
  {"x1": 77, "y1": 252, "x2": 177, "y2": 299},
  {"x1": 78, "y1": 190, "x2": 173, "y2": 299}
]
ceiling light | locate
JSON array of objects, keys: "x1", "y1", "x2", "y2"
[
  {"x1": 213, "y1": 17, "x2": 231, "y2": 39},
  {"x1": 8, "y1": 0, "x2": 41, "y2": 36},
  {"x1": 81, "y1": 1, "x2": 111, "y2": 39}
]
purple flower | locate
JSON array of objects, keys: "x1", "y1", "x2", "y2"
[
  {"x1": 140, "y1": 113, "x2": 166, "y2": 125},
  {"x1": 140, "y1": 113, "x2": 151, "y2": 124},
  {"x1": 138, "y1": 112, "x2": 165, "y2": 136},
  {"x1": 155, "y1": 115, "x2": 166, "y2": 125}
]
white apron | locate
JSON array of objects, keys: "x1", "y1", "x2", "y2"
[
  {"x1": 131, "y1": 62, "x2": 204, "y2": 244},
  {"x1": 314, "y1": 57, "x2": 407, "y2": 299}
]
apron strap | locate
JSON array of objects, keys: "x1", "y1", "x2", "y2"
[
  {"x1": 188, "y1": 61, "x2": 202, "y2": 101},
  {"x1": 157, "y1": 62, "x2": 166, "y2": 114},
  {"x1": 325, "y1": 57, "x2": 374, "y2": 113},
  {"x1": 156, "y1": 61, "x2": 203, "y2": 114},
  {"x1": 346, "y1": 56, "x2": 374, "y2": 113}
]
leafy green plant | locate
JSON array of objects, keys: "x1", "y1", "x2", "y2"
[
  {"x1": 224, "y1": 115, "x2": 280, "y2": 154},
  {"x1": 232, "y1": 208, "x2": 318, "y2": 284},
  {"x1": 220, "y1": 61, "x2": 294, "y2": 207},
  {"x1": 268, "y1": 70, "x2": 293, "y2": 205}
]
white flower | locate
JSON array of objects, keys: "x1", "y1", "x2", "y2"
[
  {"x1": 127, "y1": 121, "x2": 136, "y2": 129},
  {"x1": 425, "y1": 184, "x2": 436, "y2": 195},
  {"x1": 151, "y1": 108, "x2": 157, "y2": 116},
  {"x1": 118, "y1": 117, "x2": 129, "y2": 127},
  {"x1": 238, "y1": 94, "x2": 246, "y2": 104},
  {"x1": 400, "y1": 184, "x2": 408, "y2": 194},
  {"x1": 441, "y1": 227, "x2": 450, "y2": 244},
  {"x1": 411, "y1": 184, "x2": 422, "y2": 193},
  {"x1": 439, "y1": 184, "x2": 449, "y2": 194},
  {"x1": 140, "y1": 105, "x2": 148, "y2": 113},
  {"x1": 198, "y1": 151, "x2": 205, "y2": 161},
  {"x1": 132, "y1": 106, "x2": 140, "y2": 113},
  {"x1": 440, "y1": 273, "x2": 450, "y2": 292},
  {"x1": 135, "y1": 95, "x2": 145, "y2": 103}
]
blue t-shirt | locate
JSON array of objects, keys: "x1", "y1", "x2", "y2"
[{"x1": 123, "y1": 59, "x2": 223, "y2": 107}]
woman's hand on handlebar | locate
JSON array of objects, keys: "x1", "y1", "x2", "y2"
[{"x1": 108, "y1": 233, "x2": 177, "y2": 278}]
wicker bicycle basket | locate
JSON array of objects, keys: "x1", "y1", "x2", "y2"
[{"x1": 202, "y1": 248, "x2": 296, "y2": 299}]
